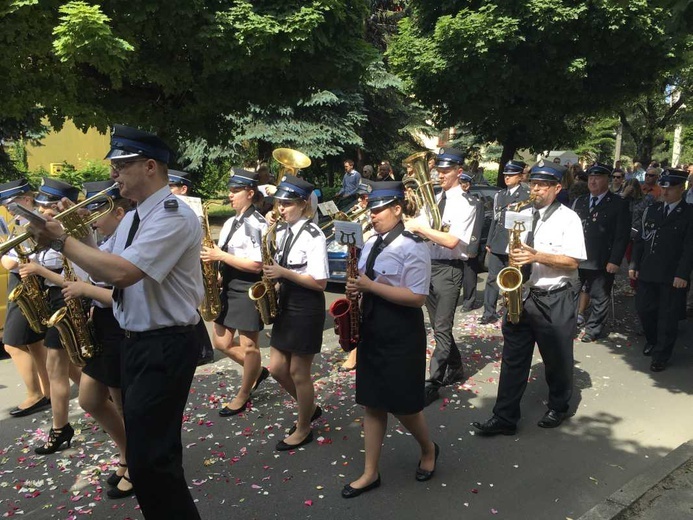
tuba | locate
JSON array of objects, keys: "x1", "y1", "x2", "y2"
[
  {"x1": 199, "y1": 201, "x2": 222, "y2": 321},
  {"x1": 497, "y1": 196, "x2": 535, "y2": 324},
  {"x1": 46, "y1": 258, "x2": 98, "y2": 367},
  {"x1": 248, "y1": 220, "x2": 279, "y2": 325},
  {"x1": 8, "y1": 244, "x2": 52, "y2": 334},
  {"x1": 401, "y1": 151, "x2": 448, "y2": 231},
  {"x1": 329, "y1": 243, "x2": 360, "y2": 352}
]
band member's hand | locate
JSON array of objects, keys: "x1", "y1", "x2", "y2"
[
  {"x1": 628, "y1": 269, "x2": 638, "y2": 280},
  {"x1": 486, "y1": 246, "x2": 491, "y2": 253},
  {"x1": 606, "y1": 262, "x2": 620, "y2": 274},
  {"x1": 56, "y1": 197, "x2": 88, "y2": 218},
  {"x1": 347, "y1": 274, "x2": 374, "y2": 294},
  {"x1": 263, "y1": 262, "x2": 286, "y2": 280},
  {"x1": 200, "y1": 244, "x2": 225, "y2": 262},
  {"x1": 265, "y1": 212, "x2": 277, "y2": 226},
  {"x1": 62, "y1": 280, "x2": 89, "y2": 299},
  {"x1": 510, "y1": 243, "x2": 537, "y2": 266},
  {"x1": 19, "y1": 260, "x2": 42, "y2": 278},
  {"x1": 26, "y1": 215, "x2": 65, "y2": 247},
  {"x1": 405, "y1": 219, "x2": 426, "y2": 234},
  {"x1": 673, "y1": 277, "x2": 688, "y2": 289}
]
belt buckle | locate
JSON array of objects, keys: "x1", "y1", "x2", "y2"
[{"x1": 124, "y1": 330, "x2": 133, "y2": 338}]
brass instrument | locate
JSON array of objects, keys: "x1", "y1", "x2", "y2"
[
  {"x1": 248, "y1": 220, "x2": 280, "y2": 325},
  {"x1": 272, "y1": 148, "x2": 311, "y2": 177},
  {"x1": 329, "y1": 244, "x2": 360, "y2": 352},
  {"x1": 401, "y1": 151, "x2": 448, "y2": 232},
  {"x1": 199, "y1": 201, "x2": 222, "y2": 321},
  {"x1": 8, "y1": 244, "x2": 52, "y2": 334},
  {"x1": 0, "y1": 184, "x2": 117, "y2": 256},
  {"x1": 46, "y1": 258, "x2": 98, "y2": 367},
  {"x1": 497, "y1": 196, "x2": 535, "y2": 324}
]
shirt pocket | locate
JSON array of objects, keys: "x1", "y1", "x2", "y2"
[{"x1": 374, "y1": 256, "x2": 402, "y2": 278}]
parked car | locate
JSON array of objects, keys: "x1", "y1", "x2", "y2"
[{"x1": 325, "y1": 184, "x2": 501, "y2": 282}]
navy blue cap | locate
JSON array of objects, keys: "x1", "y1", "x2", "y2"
[
  {"x1": 503, "y1": 160, "x2": 526, "y2": 175},
  {"x1": 356, "y1": 179, "x2": 373, "y2": 195},
  {"x1": 228, "y1": 168, "x2": 259, "y2": 188},
  {"x1": 105, "y1": 124, "x2": 173, "y2": 164},
  {"x1": 0, "y1": 178, "x2": 32, "y2": 203},
  {"x1": 587, "y1": 163, "x2": 613, "y2": 176},
  {"x1": 274, "y1": 174, "x2": 314, "y2": 201},
  {"x1": 459, "y1": 172, "x2": 473, "y2": 183},
  {"x1": 83, "y1": 180, "x2": 121, "y2": 211},
  {"x1": 435, "y1": 147, "x2": 465, "y2": 168},
  {"x1": 35, "y1": 177, "x2": 80, "y2": 205},
  {"x1": 529, "y1": 161, "x2": 566, "y2": 183},
  {"x1": 366, "y1": 181, "x2": 405, "y2": 209},
  {"x1": 168, "y1": 170, "x2": 192, "y2": 187},
  {"x1": 658, "y1": 168, "x2": 688, "y2": 187}
]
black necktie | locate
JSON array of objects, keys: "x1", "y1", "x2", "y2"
[
  {"x1": 663, "y1": 204, "x2": 670, "y2": 218},
  {"x1": 590, "y1": 196, "x2": 597, "y2": 211},
  {"x1": 279, "y1": 228, "x2": 294, "y2": 267},
  {"x1": 527, "y1": 210, "x2": 541, "y2": 248},
  {"x1": 438, "y1": 191, "x2": 447, "y2": 216},
  {"x1": 364, "y1": 235, "x2": 384, "y2": 279},
  {"x1": 113, "y1": 210, "x2": 140, "y2": 309}
]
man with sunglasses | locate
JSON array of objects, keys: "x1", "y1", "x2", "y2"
[
  {"x1": 641, "y1": 167, "x2": 662, "y2": 199},
  {"x1": 610, "y1": 168, "x2": 625, "y2": 195}
]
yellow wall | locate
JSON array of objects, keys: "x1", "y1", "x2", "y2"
[{"x1": 26, "y1": 121, "x2": 110, "y2": 172}]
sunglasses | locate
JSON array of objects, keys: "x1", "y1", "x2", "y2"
[
  {"x1": 645, "y1": 173, "x2": 658, "y2": 178},
  {"x1": 612, "y1": 175, "x2": 623, "y2": 179}
]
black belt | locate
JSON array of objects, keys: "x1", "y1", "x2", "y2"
[
  {"x1": 431, "y1": 259, "x2": 463, "y2": 267},
  {"x1": 123, "y1": 324, "x2": 195, "y2": 340},
  {"x1": 529, "y1": 284, "x2": 570, "y2": 297}
]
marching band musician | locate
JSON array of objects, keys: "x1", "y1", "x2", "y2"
[
  {"x1": 25, "y1": 125, "x2": 204, "y2": 519},
  {"x1": 200, "y1": 169, "x2": 270, "y2": 416},
  {"x1": 60, "y1": 181, "x2": 135, "y2": 498},
  {"x1": 262, "y1": 174, "x2": 329, "y2": 451},
  {"x1": 167, "y1": 169, "x2": 193, "y2": 195},
  {"x1": 20, "y1": 178, "x2": 83, "y2": 454},
  {"x1": 404, "y1": 147, "x2": 476, "y2": 407},
  {"x1": 473, "y1": 162, "x2": 586, "y2": 435},
  {"x1": 342, "y1": 181, "x2": 438, "y2": 499},
  {"x1": 0, "y1": 179, "x2": 51, "y2": 418}
]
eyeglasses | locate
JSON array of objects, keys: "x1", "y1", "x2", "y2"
[
  {"x1": 110, "y1": 159, "x2": 147, "y2": 173},
  {"x1": 530, "y1": 181, "x2": 557, "y2": 190}
]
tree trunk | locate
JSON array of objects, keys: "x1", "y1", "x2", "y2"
[
  {"x1": 497, "y1": 138, "x2": 518, "y2": 188},
  {"x1": 637, "y1": 133, "x2": 654, "y2": 166}
]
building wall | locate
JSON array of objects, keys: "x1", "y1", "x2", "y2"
[{"x1": 26, "y1": 121, "x2": 109, "y2": 172}]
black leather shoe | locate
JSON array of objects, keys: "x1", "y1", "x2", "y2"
[
  {"x1": 219, "y1": 399, "x2": 250, "y2": 417},
  {"x1": 251, "y1": 367, "x2": 270, "y2": 393},
  {"x1": 424, "y1": 387, "x2": 440, "y2": 407},
  {"x1": 106, "y1": 463, "x2": 127, "y2": 487},
  {"x1": 472, "y1": 416, "x2": 516, "y2": 436},
  {"x1": 276, "y1": 430, "x2": 314, "y2": 451},
  {"x1": 34, "y1": 423, "x2": 74, "y2": 454},
  {"x1": 650, "y1": 361, "x2": 666, "y2": 372},
  {"x1": 288, "y1": 405, "x2": 323, "y2": 435},
  {"x1": 106, "y1": 475, "x2": 135, "y2": 499},
  {"x1": 537, "y1": 409, "x2": 567, "y2": 428},
  {"x1": 415, "y1": 442, "x2": 440, "y2": 482},
  {"x1": 342, "y1": 475, "x2": 381, "y2": 499},
  {"x1": 443, "y1": 367, "x2": 465, "y2": 386},
  {"x1": 581, "y1": 334, "x2": 595, "y2": 343},
  {"x1": 643, "y1": 343, "x2": 655, "y2": 356},
  {"x1": 478, "y1": 314, "x2": 499, "y2": 325},
  {"x1": 10, "y1": 397, "x2": 51, "y2": 418}
]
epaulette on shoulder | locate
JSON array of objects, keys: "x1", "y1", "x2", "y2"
[
  {"x1": 402, "y1": 230, "x2": 424, "y2": 242},
  {"x1": 306, "y1": 222, "x2": 322, "y2": 238},
  {"x1": 250, "y1": 212, "x2": 267, "y2": 225}
]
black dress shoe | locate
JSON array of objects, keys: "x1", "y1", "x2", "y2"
[
  {"x1": 415, "y1": 442, "x2": 440, "y2": 482},
  {"x1": 107, "y1": 463, "x2": 127, "y2": 487},
  {"x1": 219, "y1": 399, "x2": 250, "y2": 417},
  {"x1": 478, "y1": 314, "x2": 499, "y2": 325},
  {"x1": 288, "y1": 405, "x2": 323, "y2": 435},
  {"x1": 276, "y1": 430, "x2": 314, "y2": 451},
  {"x1": 472, "y1": 416, "x2": 516, "y2": 436},
  {"x1": 10, "y1": 397, "x2": 51, "y2": 418},
  {"x1": 650, "y1": 361, "x2": 666, "y2": 372},
  {"x1": 342, "y1": 475, "x2": 381, "y2": 498},
  {"x1": 643, "y1": 343, "x2": 655, "y2": 356},
  {"x1": 424, "y1": 387, "x2": 440, "y2": 407},
  {"x1": 251, "y1": 367, "x2": 270, "y2": 393},
  {"x1": 106, "y1": 475, "x2": 135, "y2": 499},
  {"x1": 581, "y1": 333, "x2": 596, "y2": 343},
  {"x1": 537, "y1": 409, "x2": 567, "y2": 428},
  {"x1": 443, "y1": 367, "x2": 465, "y2": 386}
]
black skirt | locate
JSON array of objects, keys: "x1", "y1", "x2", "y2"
[
  {"x1": 270, "y1": 280, "x2": 325, "y2": 355},
  {"x1": 82, "y1": 306, "x2": 124, "y2": 388},
  {"x1": 44, "y1": 286, "x2": 65, "y2": 350},
  {"x1": 3, "y1": 273, "x2": 46, "y2": 346},
  {"x1": 356, "y1": 294, "x2": 426, "y2": 415},
  {"x1": 214, "y1": 267, "x2": 263, "y2": 332}
]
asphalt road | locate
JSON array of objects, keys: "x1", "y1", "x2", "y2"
[{"x1": 0, "y1": 275, "x2": 692, "y2": 520}]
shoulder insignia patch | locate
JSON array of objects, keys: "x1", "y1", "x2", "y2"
[{"x1": 402, "y1": 230, "x2": 424, "y2": 242}]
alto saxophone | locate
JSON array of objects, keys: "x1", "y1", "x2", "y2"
[
  {"x1": 328, "y1": 244, "x2": 360, "y2": 352},
  {"x1": 199, "y1": 201, "x2": 222, "y2": 321},
  {"x1": 46, "y1": 258, "x2": 98, "y2": 367},
  {"x1": 248, "y1": 220, "x2": 279, "y2": 325},
  {"x1": 8, "y1": 244, "x2": 51, "y2": 334}
]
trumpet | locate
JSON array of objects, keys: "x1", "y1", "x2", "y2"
[{"x1": 0, "y1": 184, "x2": 117, "y2": 256}]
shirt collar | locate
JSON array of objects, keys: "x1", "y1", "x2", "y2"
[
  {"x1": 508, "y1": 186, "x2": 520, "y2": 195},
  {"x1": 288, "y1": 217, "x2": 309, "y2": 234},
  {"x1": 665, "y1": 200, "x2": 681, "y2": 212},
  {"x1": 590, "y1": 190, "x2": 608, "y2": 205},
  {"x1": 136, "y1": 185, "x2": 173, "y2": 220},
  {"x1": 443, "y1": 185, "x2": 463, "y2": 198}
]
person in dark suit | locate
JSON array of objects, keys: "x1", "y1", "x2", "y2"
[
  {"x1": 459, "y1": 172, "x2": 484, "y2": 311},
  {"x1": 479, "y1": 161, "x2": 530, "y2": 324},
  {"x1": 629, "y1": 168, "x2": 693, "y2": 372},
  {"x1": 572, "y1": 163, "x2": 630, "y2": 342}
]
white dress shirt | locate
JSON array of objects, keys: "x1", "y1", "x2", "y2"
[{"x1": 274, "y1": 217, "x2": 329, "y2": 280}]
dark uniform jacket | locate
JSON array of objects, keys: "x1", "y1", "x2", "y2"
[
  {"x1": 487, "y1": 184, "x2": 531, "y2": 254},
  {"x1": 630, "y1": 200, "x2": 693, "y2": 284},
  {"x1": 573, "y1": 192, "x2": 630, "y2": 270},
  {"x1": 462, "y1": 191, "x2": 485, "y2": 257}
]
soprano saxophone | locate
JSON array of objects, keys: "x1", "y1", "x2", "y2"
[{"x1": 248, "y1": 220, "x2": 279, "y2": 325}]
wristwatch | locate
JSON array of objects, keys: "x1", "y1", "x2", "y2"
[{"x1": 50, "y1": 233, "x2": 69, "y2": 252}]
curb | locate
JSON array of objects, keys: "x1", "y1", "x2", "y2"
[{"x1": 578, "y1": 439, "x2": 693, "y2": 520}]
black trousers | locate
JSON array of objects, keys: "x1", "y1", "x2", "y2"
[
  {"x1": 493, "y1": 286, "x2": 577, "y2": 426},
  {"x1": 195, "y1": 317, "x2": 214, "y2": 361},
  {"x1": 482, "y1": 252, "x2": 508, "y2": 318},
  {"x1": 578, "y1": 268, "x2": 615, "y2": 338},
  {"x1": 635, "y1": 280, "x2": 687, "y2": 363},
  {"x1": 461, "y1": 257, "x2": 481, "y2": 309},
  {"x1": 426, "y1": 261, "x2": 464, "y2": 389},
  {"x1": 122, "y1": 327, "x2": 201, "y2": 520}
]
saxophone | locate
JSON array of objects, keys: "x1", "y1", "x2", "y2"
[
  {"x1": 199, "y1": 201, "x2": 222, "y2": 321},
  {"x1": 497, "y1": 196, "x2": 535, "y2": 324},
  {"x1": 248, "y1": 220, "x2": 279, "y2": 325},
  {"x1": 45, "y1": 258, "x2": 98, "y2": 367},
  {"x1": 329, "y1": 244, "x2": 360, "y2": 352},
  {"x1": 7, "y1": 244, "x2": 51, "y2": 334}
]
